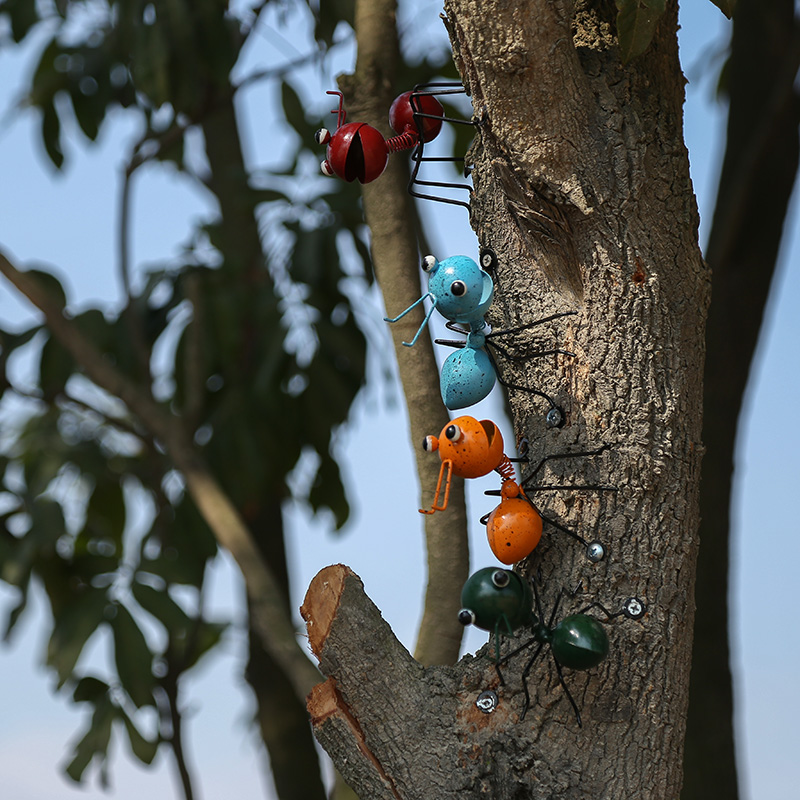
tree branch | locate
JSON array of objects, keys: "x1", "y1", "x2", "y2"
[
  {"x1": 345, "y1": 0, "x2": 470, "y2": 667},
  {"x1": 0, "y1": 249, "x2": 321, "y2": 702}
]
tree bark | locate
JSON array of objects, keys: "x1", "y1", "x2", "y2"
[{"x1": 302, "y1": 1, "x2": 708, "y2": 797}]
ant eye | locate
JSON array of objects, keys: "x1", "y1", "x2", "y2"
[
  {"x1": 320, "y1": 160, "x2": 334, "y2": 176},
  {"x1": 450, "y1": 280, "x2": 467, "y2": 297},
  {"x1": 315, "y1": 128, "x2": 331, "y2": 145},
  {"x1": 458, "y1": 608, "x2": 476, "y2": 627},
  {"x1": 445, "y1": 424, "x2": 463, "y2": 442},
  {"x1": 491, "y1": 570, "x2": 510, "y2": 588},
  {"x1": 421, "y1": 255, "x2": 437, "y2": 273},
  {"x1": 422, "y1": 435, "x2": 438, "y2": 452}
]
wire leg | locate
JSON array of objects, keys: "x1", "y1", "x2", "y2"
[
  {"x1": 420, "y1": 459, "x2": 453, "y2": 514},
  {"x1": 484, "y1": 345, "x2": 560, "y2": 409},
  {"x1": 522, "y1": 445, "x2": 610, "y2": 486},
  {"x1": 486, "y1": 311, "x2": 578, "y2": 340},
  {"x1": 518, "y1": 642, "x2": 546, "y2": 720},
  {"x1": 552, "y1": 655, "x2": 583, "y2": 727}
]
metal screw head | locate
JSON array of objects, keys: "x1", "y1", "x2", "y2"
[
  {"x1": 587, "y1": 541, "x2": 605, "y2": 562},
  {"x1": 623, "y1": 597, "x2": 646, "y2": 619},
  {"x1": 546, "y1": 407, "x2": 565, "y2": 428},
  {"x1": 476, "y1": 690, "x2": 498, "y2": 714}
]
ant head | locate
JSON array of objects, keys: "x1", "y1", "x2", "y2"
[
  {"x1": 427, "y1": 254, "x2": 494, "y2": 324},
  {"x1": 428, "y1": 416, "x2": 505, "y2": 479},
  {"x1": 318, "y1": 122, "x2": 389, "y2": 183},
  {"x1": 459, "y1": 567, "x2": 533, "y2": 633}
]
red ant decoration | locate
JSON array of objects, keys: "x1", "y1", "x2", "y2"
[{"x1": 315, "y1": 90, "x2": 444, "y2": 184}]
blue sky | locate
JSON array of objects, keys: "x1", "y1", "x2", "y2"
[{"x1": 1, "y1": 2, "x2": 798, "y2": 799}]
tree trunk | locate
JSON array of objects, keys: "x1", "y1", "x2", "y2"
[
  {"x1": 301, "y1": 1, "x2": 708, "y2": 797},
  {"x1": 683, "y1": 1, "x2": 800, "y2": 797}
]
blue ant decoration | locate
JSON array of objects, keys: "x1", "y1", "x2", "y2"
[{"x1": 384, "y1": 248, "x2": 576, "y2": 424}]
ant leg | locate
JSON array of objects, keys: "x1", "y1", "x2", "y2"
[
  {"x1": 551, "y1": 654, "x2": 583, "y2": 727},
  {"x1": 518, "y1": 642, "x2": 546, "y2": 720},
  {"x1": 408, "y1": 142, "x2": 473, "y2": 209},
  {"x1": 482, "y1": 346, "x2": 566, "y2": 427},
  {"x1": 420, "y1": 459, "x2": 453, "y2": 514},
  {"x1": 541, "y1": 514, "x2": 606, "y2": 562},
  {"x1": 444, "y1": 320, "x2": 471, "y2": 335},
  {"x1": 522, "y1": 445, "x2": 611, "y2": 486},
  {"x1": 577, "y1": 597, "x2": 647, "y2": 620},
  {"x1": 484, "y1": 311, "x2": 578, "y2": 361},
  {"x1": 407, "y1": 84, "x2": 477, "y2": 209},
  {"x1": 434, "y1": 338, "x2": 466, "y2": 349},
  {"x1": 486, "y1": 311, "x2": 579, "y2": 341},
  {"x1": 487, "y1": 338, "x2": 577, "y2": 361},
  {"x1": 384, "y1": 292, "x2": 437, "y2": 347}
]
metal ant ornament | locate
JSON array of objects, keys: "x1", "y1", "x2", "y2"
[
  {"x1": 385, "y1": 248, "x2": 575, "y2": 422},
  {"x1": 419, "y1": 415, "x2": 520, "y2": 515},
  {"x1": 314, "y1": 90, "x2": 445, "y2": 184},
  {"x1": 481, "y1": 444, "x2": 613, "y2": 565},
  {"x1": 459, "y1": 569, "x2": 646, "y2": 725}
]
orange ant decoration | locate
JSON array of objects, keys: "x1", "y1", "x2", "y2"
[{"x1": 420, "y1": 416, "x2": 517, "y2": 514}]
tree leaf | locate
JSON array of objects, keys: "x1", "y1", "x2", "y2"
[
  {"x1": 615, "y1": 0, "x2": 667, "y2": 63},
  {"x1": 25, "y1": 267, "x2": 68, "y2": 308},
  {"x1": 110, "y1": 604, "x2": 156, "y2": 708},
  {"x1": 63, "y1": 692, "x2": 115, "y2": 784},
  {"x1": 72, "y1": 676, "x2": 111, "y2": 704},
  {"x1": 0, "y1": 0, "x2": 41, "y2": 42},
  {"x1": 174, "y1": 619, "x2": 227, "y2": 671},
  {"x1": 120, "y1": 709, "x2": 159, "y2": 765},
  {"x1": 47, "y1": 588, "x2": 108, "y2": 686},
  {"x1": 132, "y1": 580, "x2": 191, "y2": 637},
  {"x1": 38, "y1": 334, "x2": 73, "y2": 402},
  {"x1": 281, "y1": 80, "x2": 316, "y2": 143},
  {"x1": 40, "y1": 99, "x2": 65, "y2": 169},
  {"x1": 308, "y1": 451, "x2": 350, "y2": 530}
]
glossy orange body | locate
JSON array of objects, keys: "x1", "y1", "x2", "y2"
[{"x1": 486, "y1": 480, "x2": 543, "y2": 564}]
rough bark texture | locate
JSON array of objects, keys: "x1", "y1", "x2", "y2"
[{"x1": 302, "y1": 1, "x2": 708, "y2": 797}]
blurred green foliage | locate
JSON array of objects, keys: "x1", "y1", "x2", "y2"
[{"x1": 0, "y1": 0, "x2": 455, "y2": 794}]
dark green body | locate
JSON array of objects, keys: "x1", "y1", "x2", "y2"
[{"x1": 548, "y1": 614, "x2": 609, "y2": 670}]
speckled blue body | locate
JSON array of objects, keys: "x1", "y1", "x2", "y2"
[{"x1": 440, "y1": 344, "x2": 495, "y2": 409}]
